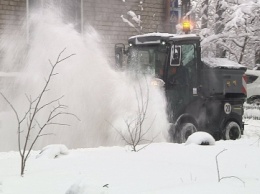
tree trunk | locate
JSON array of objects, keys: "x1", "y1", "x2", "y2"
[
  {"x1": 182, "y1": 0, "x2": 191, "y2": 19},
  {"x1": 201, "y1": 0, "x2": 209, "y2": 29},
  {"x1": 21, "y1": 157, "x2": 25, "y2": 176},
  {"x1": 238, "y1": 36, "x2": 248, "y2": 64},
  {"x1": 255, "y1": 50, "x2": 260, "y2": 64},
  {"x1": 215, "y1": 0, "x2": 226, "y2": 57}
]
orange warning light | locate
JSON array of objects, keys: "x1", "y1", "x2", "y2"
[{"x1": 182, "y1": 21, "x2": 191, "y2": 33}]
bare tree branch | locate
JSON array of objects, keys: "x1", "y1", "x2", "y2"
[
  {"x1": 1, "y1": 49, "x2": 77, "y2": 176},
  {"x1": 216, "y1": 149, "x2": 245, "y2": 186},
  {"x1": 220, "y1": 176, "x2": 245, "y2": 187},
  {"x1": 108, "y1": 76, "x2": 157, "y2": 152},
  {"x1": 216, "y1": 149, "x2": 227, "y2": 182},
  {"x1": 0, "y1": 92, "x2": 23, "y2": 157},
  {"x1": 36, "y1": 96, "x2": 64, "y2": 113}
]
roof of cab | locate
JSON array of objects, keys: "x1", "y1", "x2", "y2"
[{"x1": 128, "y1": 32, "x2": 200, "y2": 45}]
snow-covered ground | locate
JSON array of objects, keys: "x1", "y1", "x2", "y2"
[
  {"x1": 0, "y1": 7, "x2": 260, "y2": 194},
  {"x1": 0, "y1": 119, "x2": 260, "y2": 194}
]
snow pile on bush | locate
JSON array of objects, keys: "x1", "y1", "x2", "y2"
[
  {"x1": 36, "y1": 144, "x2": 69, "y2": 159},
  {"x1": 243, "y1": 104, "x2": 260, "y2": 120},
  {"x1": 185, "y1": 132, "x2": 215, "y2": 145},
  {"x1": 66, "y1": 180, "x2": 109, "y2": 194}
]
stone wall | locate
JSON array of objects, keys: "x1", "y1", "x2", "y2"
[
  {"x1": 83, "y1": 0, "x2": 166, "y2": 58},
  {"x1": 0, "y1": 0, "x2": 26, "y2": 35},
  {"x1": 0, "y1": 0, "x2": 166, "y2": 61},
  {"x1": 0, "y1": 0, "x2": 26, "y2": 72}
]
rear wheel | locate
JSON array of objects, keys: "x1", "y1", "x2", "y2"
[
  {"x1": 223, "y1": 121, "x2": 241, "y2": 140},
  {"x1": 176, "y1": 123, "x2": 197, "y2": 143}
]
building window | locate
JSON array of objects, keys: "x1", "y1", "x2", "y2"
[{"x1": 28, "y1": 0, "x2": 82, "y2": 33}]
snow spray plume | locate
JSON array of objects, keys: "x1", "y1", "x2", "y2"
[{"x1": 0, "y1": 8, "x2": 169, "y2": 151}]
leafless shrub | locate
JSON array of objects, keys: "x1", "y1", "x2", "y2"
[
  {"x1": 0, "y1": 49, "x2": 79, "y2": 176},
  {"x1": 215, "y1": 149, "x2": 245, "y2": 186},
  {"x1": 110, "y1": 77, "x2": 157, "y2": 152}
]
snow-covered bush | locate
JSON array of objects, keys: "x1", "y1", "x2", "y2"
[
  {"x1": 36, "y1": 144, "x2": 69, "y2": 159},
  {"x1": 65, "y1": 180, "x2": 109, "y2": 194},
  {"x1": 111, "y1": 76, "x2": 164, "y2": 152},
  {"x1": 243, "y1": 104, "x2": 260, "y2": 120},
  {"x1": 192, "y1": 0, "x2": 260, "y2": 67},
  {"x1": 185, "y1": 131, "x2": 215, "y2": 145},
  {"x1": 0, "y1": 49, "x2": 76, "y2": 176}
]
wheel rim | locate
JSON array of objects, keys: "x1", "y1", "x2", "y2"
[
  {"x1": 184, "y1": 127, "x2": 195, "y2": 140},
  {"x1": 225, "y1": 121, "x2": 241, "y2": 140},
  {"x1": 185, "y1": 131, "x2": 192, "y2": 140},
  {"x1": 181, "y1": 123, "x2": 197, "y2": 142},
  {"x1": 229, "y1": 126, "x2": 240, "y2": 140}
]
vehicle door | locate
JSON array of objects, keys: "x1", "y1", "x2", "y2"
[{"x1": 166, "y1": 43, "x2": 197, "y2": 121}]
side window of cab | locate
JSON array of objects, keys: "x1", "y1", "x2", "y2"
[
  {"x1": 181, "y1": 44, "x2": 197, "y2": 84},
  {"x1": 170, "y1": 46, "x2": 181, "y2": 66}
]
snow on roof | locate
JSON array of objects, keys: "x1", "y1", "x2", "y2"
[
  {"x1": 202, "y1": 58, "x2": 247, "y2": 69},
  {"x1": 129, "y1": 32, "x2": 198, "y2": 40}
]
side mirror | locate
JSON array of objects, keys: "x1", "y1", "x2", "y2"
[
  {"x1": 170, "y1": 45, "x2": 181, "y2": 66},
  {"x1": 115, "y1": 43, "x2": 125, "y2": 68}
]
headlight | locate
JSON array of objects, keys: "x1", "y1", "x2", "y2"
[{"x1": 151, "y1": 78, "x2": 165, "y2": 87}]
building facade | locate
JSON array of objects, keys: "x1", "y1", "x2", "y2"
[{"x1": 0, "y1": 0, "x2": 169, "y2": 60}]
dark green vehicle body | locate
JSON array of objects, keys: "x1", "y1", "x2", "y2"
[{"x1": 115, "y1": 33, "x2": 247, "y2": 142}]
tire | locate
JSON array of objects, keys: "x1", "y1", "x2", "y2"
[
  {"x1": 168, "y1": 123, "x2": 176, "y2": 142},
  {"x1": 223, "y1": 121, "x2": 241, "y2": 140},
  {"x1": 176, "y1": 123, "x2": 197, "y2": 143}
]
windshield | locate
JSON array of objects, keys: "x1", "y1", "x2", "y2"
[{"x1": 127, "y1": 45, "x2": 167, "y2": 78}]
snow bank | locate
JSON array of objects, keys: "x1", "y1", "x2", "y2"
[
  {"x1": 1, "y1": 132, "x2": 260, "y2": 194},
  {"x1": 185, "y1": 131, "x2": 215, "y2": 145},
  {"x1": 36, "y1": 144, "x2": 69, "y2": 159}
]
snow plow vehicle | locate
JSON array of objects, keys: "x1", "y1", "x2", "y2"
[{"x1": 115, "y1": 32, "x2": 247, "y2": 143}]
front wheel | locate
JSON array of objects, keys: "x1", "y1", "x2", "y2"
[
  {"x1": 176, "y1": 123, "x2": 197, "y2": 143},
  {"x1": 223, "y1": 121, "x2": 241, "y2": 140}
]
